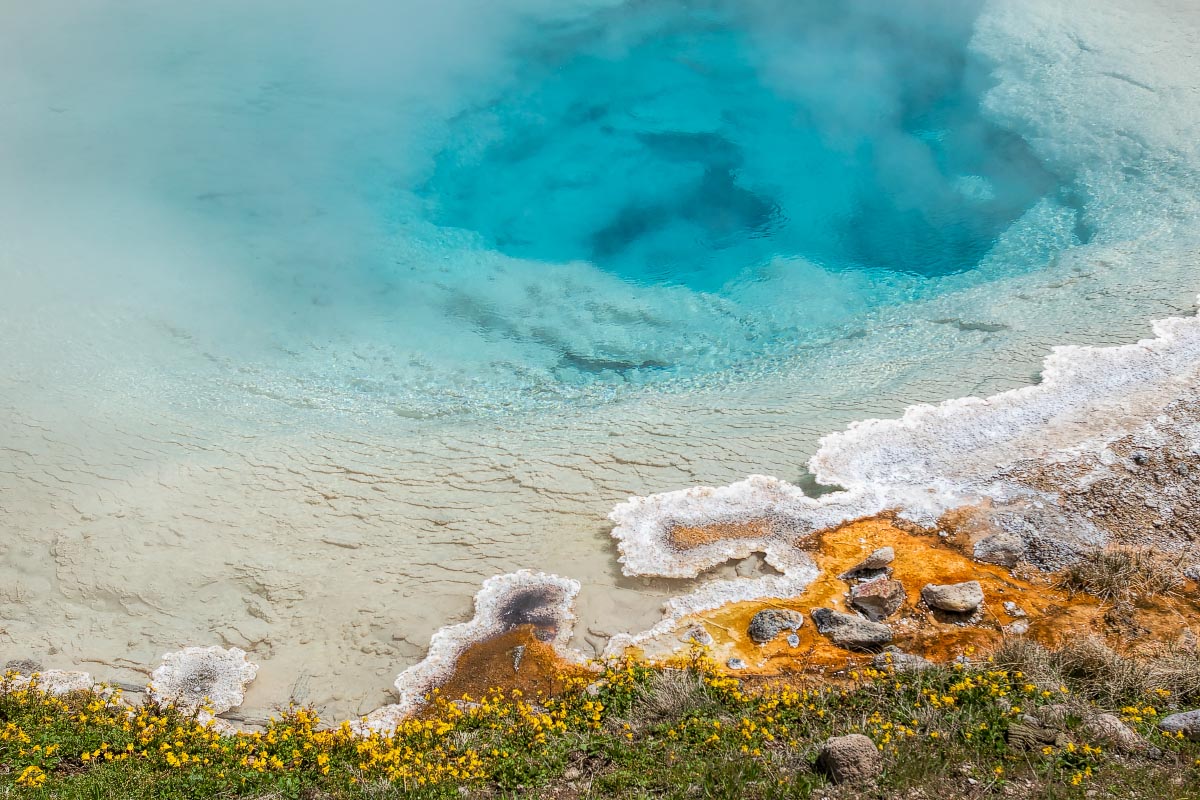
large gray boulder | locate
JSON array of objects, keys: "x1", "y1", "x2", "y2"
[
  {"x1": 848, "y1": 577, "x2": 906, "y2": 621},
  {"x1": 817, "y1": 733, "x2": 882, "y2": 784},
  {"x1": 810, "y1": 608, "x2": 893, "y2": 651},
  {"x1": 921, "y1": 580, "x2": 984, "y2": 613},
  {"x1": 747, "y1": 609, "x2": 805, "y2": 644},
  {"x1": 1159, "y1": 709, "x2": 1200, "y2": 741}
]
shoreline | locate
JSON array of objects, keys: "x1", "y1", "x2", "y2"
[{"x1": 10, "y1": 297, "x2": 1199, "y2": 734}]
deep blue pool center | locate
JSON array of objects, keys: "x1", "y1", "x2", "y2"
[{"x1": 420, "y1": 1, "x2": 1064, "y2": 293}]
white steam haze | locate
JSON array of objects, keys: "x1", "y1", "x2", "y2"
[
  {"x1": 0, "y1": 0, "x2": 624, "y2": 399},
  {"x1": 0, "y1": 0, "x2": 1198, "y2": 720},
  {"x1": 1, "y1": 0, "x2": 1049, "y2": 411}
]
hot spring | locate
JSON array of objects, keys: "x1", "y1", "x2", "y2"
[{"x1": 1, "y1": 0, "x2": 1198, "y2": 717}]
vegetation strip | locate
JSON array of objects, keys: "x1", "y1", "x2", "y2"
[{"x1": 4, "y1": 641, "x2": 1200, "y2": 799}]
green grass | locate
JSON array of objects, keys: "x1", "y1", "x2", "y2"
[{"x1": 3, "y1": 646, "x2": 1200, "y2": 800}]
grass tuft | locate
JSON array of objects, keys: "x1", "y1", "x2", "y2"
[{"x1": 1056, "y1": 547, "x2": 1184, "y2": 604}]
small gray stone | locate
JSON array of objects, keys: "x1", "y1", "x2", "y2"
[
  {"x1": 1184, "y1": 564, "x2": 1200, "y2": 582},
  {"x1": 563, "y1": 766, "x2": 582, "y2": 781},
  {"x1": 1159, "y1": 709, "x2": 1200, "y2": 741},
  {"x1": 747, "y1": 609, "x2": 805, "y2": 644},
  {"x1": 848, "y1": 577, "x2": 906, "y2": 622},
  {"x1": 973, "y1": 532, "x2": 1024, "y2": 567},
  {"x1": 921, "y1": 580, "x2": 984, "y2": 613},
  {"x1": 810, "y1": 608, "x2": 893, "y2": 651},
  {"x1": 817, "y1": 733, "x2": 882, "y2": 784},
  {"x1": 681, "y1": 626, "x2": 714, "y2": 647},
  {"x1": 726, "y1": 658, "x2": 747, "y2": 670},
  {"x1": 786, "y1": 633, "x2": 800, "y2": 648}
]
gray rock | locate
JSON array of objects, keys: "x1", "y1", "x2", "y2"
[
  {"x1": 810, "y1": 608, "x2": 893, "y2": 651},
  {"x1": 786, "y1": 633, "x2": 800, "y2": 648},
  {"x1": 563, "y1": 766, "x2": 582, "y2": 782},
  {"x1": 1159, "y1": 709, "x2": 1200, "y2": 741},
  {"x1": 747, "y1": 609, "x2": 805, "y2": 644},
  {"x1": 974, "y1": 532, "x2": 1024, "y2": 567},
  {"x1": 817, "y1": 733, "x2": 882, "y2": 784},
  {"x1": 921, "y1": 580, "x2": 984, "y2": 613},
  {"x1": 872, "y1": 647, "x2": 932, "y2": 673},
  {"x1": 848, "y1": 577, "x2": 906, "y2": 622},
  {"x1": 839, "y1": 547, "x2": 895, "y2": 581},
  {"x1": 1004, "y1": 620, "x2": 1030, "y2": 636},
  {"x1": 1184, "y1": 564, "x2": 1200, "y2": 582},
  {"x1": 726, "y1": 658, "x2": 747, "y2": 670},
  {"x1": 1083, "y1": 713, "x2": 1146, "y2": 753},
  {"x1": 680, "y1": 626, "x2": 714, "y2": 647}
]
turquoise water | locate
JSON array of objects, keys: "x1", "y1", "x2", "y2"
[
  {"x1": 423, "y1": 3, "x2": 1060, "y2": 293},
  {"x1": 0, "y1": 0, "x2": 1085, "y2": 412}
]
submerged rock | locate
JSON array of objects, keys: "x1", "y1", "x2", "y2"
[
  {"x1": 848, "y1": 577, "x2": 906, "y2": 621},
  {"x1": 747, "y1": 609, "x2": 805, "y2": 643},
  {"x1": 817, "y1": 733, "x2": 882, "y2": 784},
  {"x1": 921, "y1": 581, "x2": 984, "y2": 613},
  {"x1": 810, "y1": 608, "x2": 892, "y2": 650}
]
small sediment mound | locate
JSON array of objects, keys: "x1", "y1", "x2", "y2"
[
  {"x1": 360, "y1": 570, "x2": 585, "y2": 732},
  {"x1": 150, "y1": 646, "x2": 258, "y2": 719}
]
